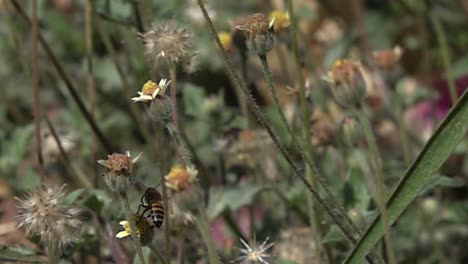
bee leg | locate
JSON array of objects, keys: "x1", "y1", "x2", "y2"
[
  {"x1": 138, "y1": 207, "x2": 150, "y2": 224},
  {"x1": 136, "y1": 204, "x2": 144, "y2": 215}
]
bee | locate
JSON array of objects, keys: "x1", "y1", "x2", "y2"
[{"x1": 137, "y1": 187, "x2": 164, "y2": 228}]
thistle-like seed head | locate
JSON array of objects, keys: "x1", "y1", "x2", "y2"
[
  {"x1": 16, "y1": 184, "x2": 82, "y2": 254},
  {"x1": 139, "y1": 23, "x2": 197, "y2": 73},
  {"x1": 97, "y1": 151, "x2": 142, "y2": 193},
  {"x1": 233, "y1": 237, "x2": 274, "y2": 264}
]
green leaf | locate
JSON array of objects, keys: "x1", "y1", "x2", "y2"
[
  {"x1": 133, "y1": 247, "x2": 151, "y2": 264},
  {"x1": 183, "y1": 83, "x2": 206, "y2": 118},
  {"x1": 418, "y1": 174, "x2": 464, "y2": 195},
  {"x1": 207, "y1": 185, "x2": 264, "y2": 220},
  {"x1": 63, "y1": 188, "x2": 86, "y2": 205},
  {"x1": 345, "y1": 91, "x2": 468, "y2": 263},
  {"x1": 323, "y1": 225, "x2": 346, "y2": 244},
  {"x1": 0, "y1": 245, "x2": 47, "y2": 262},
  {"x1": 83, "y1": 194, "x2": 104, "y2": 215}
]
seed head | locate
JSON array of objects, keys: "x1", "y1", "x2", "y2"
[
  {"x1": 236, "y1": 13, "x2": 275, "y2": 56},
  {"x1": 165, "y1": 164, "x2": 198, "y2": 192},
  {"x1": 372, "y1": 46, "x2": 403, "y2": 83},
  {"x1": 139, "y1": 23, "x2": 197, "y2": 72},
  {"x1": 233, "y1": 237, "x2": 274, "y2": 264},
  {"x1": 323, "y1": 59, "x2": 367, "y2": 108},
  {"x1": 97, "y1": 151, "x2": 142, "y2": 193},
  {"x1": 16, "y1": 184, "x2": 82, "y2": 253}
]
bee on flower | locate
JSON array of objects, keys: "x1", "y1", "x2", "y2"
[
  {"x1": 116, "y1": 214, "x2": 154, "y2": 245},
  {"x1": 131, "y1": 79, "x2": 171, "y2": 103},
  {"x1": 165, "y1": 164, "x2": 198, "y2": 192}
]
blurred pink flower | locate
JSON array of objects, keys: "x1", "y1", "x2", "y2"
[{"x1": 405, "y1": 75, "x2": 467, "y2": 141}]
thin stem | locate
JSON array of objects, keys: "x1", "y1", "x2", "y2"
[
  {"x1": 45, "y1": 117, "x2": 93, "y2": 188},
  {"x1": 32, "y1": 0, "x2": 45, "y2": 182},
  {"x1": 195, "y1": 3, "x2": 386, "y2": 264},
  {"x1": 85, "y1": 0, "x2": 98, "y2": 185},
  {"x1": 148, "y1": 243, "x2": 168, "y2": 264},
  {"x1": 356, "y1": 105, "x2": 397, "y2": 264},
  {"x1": 394, "y1": 95, "x2": 412, "y2": 166},
  {"x1": 238, "y1": 51, "x2": 250, "y2": 126},
  {"x1": 177, "y1": 230, "x2": 185, "y2": 264},
  {"x1": 286, "y1": 0, "x2": 327, "y2": 262},
  {"x1": 431, "y1": 12, "x2": 458, "y2": 104},
  {"x1": 11, "y1": 0, "x2": 117, "y2": 154},
  {"x1": 196, "y1": 202, "x2": 221, "y2": 264},
  {"x1": 118, "y1": 192, "x2": 146, "y2": 264},
  {"x1": 170, "y1": 64, "x2": 179, "y2": 128},
  {"x1": 47, "y1": 243, "x2": 58, "y2": 264},
  {"x1": 165, "y1": 123, "x2": 192, "y2": 167}
]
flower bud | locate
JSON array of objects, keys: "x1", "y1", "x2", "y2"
[
  {"x1": 97, "y1": 151, "x2": 142, "y2": 193},
  {"x1": 147, "y1": 95, "x2": 173, "y2": 125},
  {"x1": 324, "y1": 59, "x2": 367, "y2": 108},
  {"x1": 165, "y1": 164, "x2": 198, "y2": 192},
  {"x1": 372, "y1": 46, "x2": 403, "y2": 84},
  {"x1": 340, "y1": 115, "x2": 361, "y2": 147},
  {"x1": 236, "y1": 13, "x2": 275, "y2": 56}
]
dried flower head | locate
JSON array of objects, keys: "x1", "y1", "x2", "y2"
[
  {"x1": 116, "y1": 214, "x2": 154, "y2": 245},
  {"x1": 268, "y1": 11, "x2": 290, "y2": 31},
  {"x1": 16, "y1": 184, "x2": 82, "y2": 253},
  {"x1": 323, "y1": 59, "x2": 367, "y2": 108},
  {"x1": 132, "y1": 79, "x2": 171, "y2": 103},
  {"x1": 165, "y1": 164, "x2": 198, "y2": 192},
  {"x1": 233, "y1": 237, "x2": 274, "y2": 264},
  {"x1": 236, "y1": 13, "x2": 275, "y2": 56},
  {"x1": 97, "y1": 151, "x2": 142, "y2": 192},
  {"x1": 139, "y1": 23, "x2": 197, "y2": 72},
  {"x1": 218, "y1": 32, "x2": 233, "y2": 52}
]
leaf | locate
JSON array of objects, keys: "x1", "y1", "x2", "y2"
[
  {"x1": 207, "y1": 185, "x2": 264, "y2": 220},
  {"x1": 418, "y1": 174, "x2": 464, "y2": 195},
  {"x1": 83, "y1": 194, "x2": 104, "y2": 215},
  {"x1": 64, "y1": 188, "x2": 86, "y2": 205},
  {"x1": 183, "y1": 83, "x2": 206, "y2": 118},
  {"x1": 0, "y1": 245, "x2": 47, "y2": 262},
  {"x1": 323, "y1": 225, "x2": 346, "y2": 244},
  {"x1": 133, "y1": 247, "x2": 151, "y2": 264},
  {"x1": 345, "y1": 91, "x2": 468, "y2": 263}
]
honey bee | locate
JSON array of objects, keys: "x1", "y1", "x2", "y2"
[{"x1": 137, "y1": 187, "x2": 164, "y2": 228}]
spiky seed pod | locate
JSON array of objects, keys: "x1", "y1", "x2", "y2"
[
  {"x1": 97, "y1": 151, "x2": 142, "y2": 193},
  {"x1": 323, "y1": 59, "x2": 367, "y2": 108},
  {"x1": 233, "y1": 237, "x2": 275, "y2": 264},
  {"x1": 236, "y1": 13, "x2": 275, "y2": 56},
  {"x1": 139, "y1": 23, "x2": 197, "y2": 73},
  {"x1": 16, "y1": 185, "x2": 82, "y2": 254}
]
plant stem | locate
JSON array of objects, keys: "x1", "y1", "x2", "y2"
[
  {"x1": 238, "y1": 51, "x2": 250, "y2": 126},
  {"x1": 286, "y1": 1, "x2": 329, "y2": 262},
  {"x1": 118, "y1": 192, "x2": 146, "y2": 264},
  {"x1": 170, "y1": 64, "x2": 179, "y2": 128},
  {"x1": 196, "y1": 201, "x2": 221, "y2": 264},
  {"x1": 12, "y1": 0, "x2": 117, "y2": 154},
  {"x1": 47, "y1": 242, "x2": 58, "y2": 264},
  {"x1": 431, "y1": 12, "x2": 458, "y2": 104},
  {"x1": 394, "y1": 94, "x2": 412, "y2": 166},
  {"x1": 196, "y1": 2, "x2": 383, "y2": 263},
  {"x1": 356, "y1": 105, "x2": 397, "y2": 264},
  {"x1": 31, "y1": 0, "x2": 45, "y2": 182}
]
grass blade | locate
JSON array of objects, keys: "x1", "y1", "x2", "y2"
[{"x1": 345, "y1": 90, "x2": 468, "y2": 263}]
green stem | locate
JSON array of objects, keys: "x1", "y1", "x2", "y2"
[
  {"x1": 170, "y1": 64, "x2": 179, "y2": 128},
  {"x1": 286, "y1": 1, "x2": 329, "y2": 262},
  {"x1": 430, "y1": 12, "x2": 458, "y2": 104},
  {"x1": 356, "y1": 105, "x2": 397, "y2": 264},
  {"x1": 394, "y1": 94, "x2": 412, "y2": 166},
  {"x1": 118, "y1": 192, "x2": 146, "y2": 264},
  {"x1": 196, "y1": 202, "x2": 221, "y2": 264},
  {"x1": 47, "y1": 242, "x2": 59, "y2": 264},
  {"x1": 196, "y1": 1, "x2": 383, "y2": 263}
]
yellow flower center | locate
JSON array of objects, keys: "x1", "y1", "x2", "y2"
[
  {"x1": 141, "y1": 80, "x2": 159, "y2": 96},
  {"x1": 218, "y1": 32, "x2": 232, "y2": 50},
  {"x1": 269, "y1": 11, "x2": 289, "y2": 31}
]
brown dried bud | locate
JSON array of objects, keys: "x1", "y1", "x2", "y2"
[
  {"x1": 236, "y1": 13, "x2": 275, "y2": 56},
  {"x1": 97, "y1": 151, "x2": 142, "y2": 193}
]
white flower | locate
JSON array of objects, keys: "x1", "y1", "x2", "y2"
[
  {"x1": 232, "y1": 237, "x2": 274, "y2": 264},
  {"x1": 131, "y1": 79, "x2": 171, "y2": 103}
]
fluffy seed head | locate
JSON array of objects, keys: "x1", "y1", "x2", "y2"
[
  {"x1": 140, "y1": 23, "x2": 197, "y2": 72},
  {"x1": 16, "y1": 184, "x2": 82, "y2": 253},
  {"x1": 97, "y1": 151, "x2": 142, "y2": 192}
]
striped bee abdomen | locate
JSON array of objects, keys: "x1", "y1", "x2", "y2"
[{"x1": 149, "y1": 202, "x2": 164, "y2": 228}]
